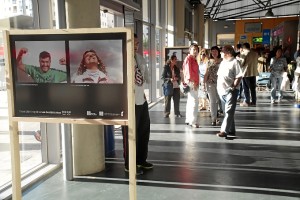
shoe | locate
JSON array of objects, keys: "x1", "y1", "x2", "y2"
[
  {"x1": 278, "y1": 97, "x2": 282, "y2": 102},
  {"x1": 176, "y1": 114, "x2": 183, "y2": 118},
  {"x1": 138, "y1": 162, "x2": 153, "y2": 170},
  {"x1": 191, "y1": 124, "x2": 200, "y2": 128},
  {"x1": 240, "y1": 102, "x2": 249, "y2": 107},
  {"x1": 216, "y1": 119, "x2": 220, "y2": 125},
  {"x1": 211, "y1": 122, "x2": 216, "y2": 126},
  {"x1": 271, "y1": 100, "x2": 275, "y2": 104},
  {"x1": 216, "y1": 132, "x2": 227, "y2": 137},
  {"x1": 226, "y1": 133, "x2": 237, "y2": 140},
  {"x1": 250, "y1": 102, "x2": 256, "y2": 106},
  {"x1": 125, "y1": 166, "x2": 143, "y2": 175},
  {"x1": 164, "y1": 114, "x2": 169, "y2": 118}
]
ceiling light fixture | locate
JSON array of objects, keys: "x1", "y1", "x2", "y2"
[{"x1": 265, "y1": 8, "x2": 274, "y2": 17}]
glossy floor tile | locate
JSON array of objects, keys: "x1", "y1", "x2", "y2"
[{"x1": 22, "y1": 91, "x2": 300, "y2": 200}]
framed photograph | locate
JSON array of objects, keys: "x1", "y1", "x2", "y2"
[
  {"x1": 245, "y1": 22, "x2": 262, "y2": 33},
  {"x1": 165, "y1": 47, "x2": 189, "y2": 70},
  {"x1": 7, "y1": 29, "x2": 129, "y2": 119}
]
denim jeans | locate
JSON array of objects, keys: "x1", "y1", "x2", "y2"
[
  {"x1": 207, "y1": 83, "x2": 218, "y2": 121},
  {"x1": 270, "y1": 76, "x2": 283, "y2": 100},
  {"x1": 219, "y1": 89, "x2": 238, "y2": 134},
  {"x1": 242, "y1": 76, "x2": 257, "y2": 104}
]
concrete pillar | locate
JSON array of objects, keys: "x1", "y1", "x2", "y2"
[
  {"x1": 65, "y1": 0, "x2": 105, "y2": 176},
  {"x1": 65, "y1": 0, "x2": 100, "y2": 28},
  {"x1": 174, "y1": 0, "x2": 185, "y2": 46},
  {"x1": 32, "y1": 0, "x2": 53, "y2": 29},
  {"x1": 204, "y1": 18, "x2": 213, "y2": 49},
  {"x1": 194, "y1": 3, "x2": 204, "y2": 47}
]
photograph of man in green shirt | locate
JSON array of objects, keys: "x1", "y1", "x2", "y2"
[{"x1": 16, "y1": 47, "x2": 67, "y2": 83}]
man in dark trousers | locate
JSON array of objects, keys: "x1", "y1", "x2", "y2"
[
  {"x1": 240, "y1": 43, "x2": 259, "y2": 106},
  {"x1": 122, "y1": 34, "x2": 153, "y2": 175}
]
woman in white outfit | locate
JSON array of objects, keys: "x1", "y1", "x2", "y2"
[{"x1": 182, "y1": 43, "x2": 200, "y2": 128}]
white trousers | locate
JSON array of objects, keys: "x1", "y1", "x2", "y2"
[
  {"x1": 185, "y1": 89, "x2": 199, "y2": 125},
  {"x1": 207, "y1": 83, "x2": 218, "y2": 121}
]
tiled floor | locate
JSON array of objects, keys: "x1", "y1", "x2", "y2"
[{"x1": 22, "y1": 91, "x2": 300, "y2": 200}]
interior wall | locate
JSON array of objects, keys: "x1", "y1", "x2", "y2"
[
  {"x1": 210, "y1": 20, "x2": 235, "y2": 46},
  {"x1": 235, "y1": 17, "x2": 299, "y2": 47}
]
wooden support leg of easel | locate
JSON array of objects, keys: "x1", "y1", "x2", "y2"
[{"x1": 10, "y1": 121, "x2": 22, "y2": 200}]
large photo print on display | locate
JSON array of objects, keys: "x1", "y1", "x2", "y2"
[{"x1": 10, "y1": 32, "x2": 127, "y2": 119}]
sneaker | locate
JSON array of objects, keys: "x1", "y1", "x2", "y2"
[
  {"x1": 278, "y1": 97, "x2": 282, "y2": 102},
  {"x1": 211, "y1": 122, "x2": 216, "y2": 126},
  {"x1": 191, "y1": 124, "x2": 200, "y2": 128},
  {"x1": 164, "y1": 114, "x2": 169, "y2": 118},
  {"x1": 138, "y1": 162, "x2": 153, "y2": 170},
  {"x1": 176, "y1": 114, "x2": 183, "y2": 118},
  {"x1": 240, "y1": 102, "x2": 249, "y2": 107},
  {"x1": 124, "y1": 166, "x2": 143, "y2": 175},
  {"x1": 226, "y1": 132, "x2": 237, "y2": 140},
  {"x1": 271, "y1": 100, "x2": 275, "y2": 104},
  {"x1": 216, "y1": 132, "x2": 227, "y2": 137}
]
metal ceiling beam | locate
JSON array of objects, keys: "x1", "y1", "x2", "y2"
[
  {"x1": 215, "y1": 0, "x2": 300, "y2": 20},
  {"x1": 212, "y1": 0, "x2": 224, "y2": 19},
  {"x1": 206, "y1": 0, "x2": 243, "y2": 18},
  {"x1": 208, "y1": 0, "x2": 220, "y2": 17},
  {"x1": 252, "y1": 0, "x2": 265, "y2": 8},
  {"x1": 205, "y1": 0, "x2": 244, "y2": 9}
]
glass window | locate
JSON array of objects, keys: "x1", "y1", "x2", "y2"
[
  {"x1": 156, "y1": 29, "x2": 162, "y2": 97},
  {"x1": 13, "y1": 6, "x2": 17, "y2": 13},
  {"x1": 143, "y1": 24, "x2": 150, "y2": 101},
  {"x1": 142, "y1": 0, "x2": 150, "y2": 22},
  {"x1": 0, "y1": 0, "x2": 49, "y2": 192},
  {"x1": 0, "y1": 43, "x2": 10, "y2": 188},
  {"x1": 156, "y1": 0, "x2": 161, "y2": 26}
]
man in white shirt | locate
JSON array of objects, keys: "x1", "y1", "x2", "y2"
[{"x1": 217, "y1": 45, "x2": 243, "y2": 139}]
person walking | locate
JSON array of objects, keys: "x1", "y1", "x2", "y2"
[
  {"x1": 235, "y1": 44, "x2": 244, "y2": 101},
  {"x1": 269, "y1": 47, "x2": 287, "y2": 104},
  {"x1": 240, "y1": 43, "x2": 259, "y2": 106},
  {"x1": 182, "y1": 43, "x2": 200, "y2": 128},
  {"x1": 216, "y1": 45, "x2": 243, "y2": 138},
  {"x1": 203, "y1": 46, "x2": 222, "y2": 126},
  {"x1": 161, "y1": 55, "x2": 182, "y2": 118},
  {"x1": 122, "y1": 34, "x2": 153, "y2": 175}
]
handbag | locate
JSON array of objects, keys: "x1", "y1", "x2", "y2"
[
  {"x1": 180, "y1": 83, "x2": 190, "y2": 94},
  {"x1": 162, "y1": 81, "x2": 173, "y2": 96}
]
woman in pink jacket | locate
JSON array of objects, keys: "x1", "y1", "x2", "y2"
[{"x1": 182, "y1": 43, "x2": 200, "y2": 128}]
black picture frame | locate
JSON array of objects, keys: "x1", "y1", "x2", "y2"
[{"x1": 9, "y1": 31, "x2": 128, "y2": 119}]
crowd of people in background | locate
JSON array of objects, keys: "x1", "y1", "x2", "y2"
[{"x1": 161, "y1": 42, "x2": 300, "y2": 139}]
